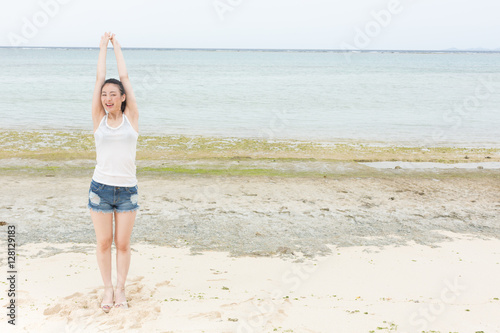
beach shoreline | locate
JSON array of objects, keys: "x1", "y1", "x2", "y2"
[{"x1": 1, "y1": 130, "x2": 499, "y2": 164}]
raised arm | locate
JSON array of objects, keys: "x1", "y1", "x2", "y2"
[
  {"x1": 110, "y1": 34, "x2": 139, "y2": 132},
  {"x1": 92, "y1": 33, "x2": 111, "y2": 132}
]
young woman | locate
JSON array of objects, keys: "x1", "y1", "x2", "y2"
[{"x1": 88, "y1": 32, "x2": 139, "y2": 313}]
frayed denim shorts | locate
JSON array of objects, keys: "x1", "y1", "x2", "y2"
[{"x1": 88, "y1": 179, "x2": 139, "y2": 214}]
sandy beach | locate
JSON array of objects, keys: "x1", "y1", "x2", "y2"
[
  {"x1": 0, "y1": 132, "x2": 499, "y2": 332},
  {"x1": 0, "y1": 234, "x2": 499, "y2": 333}
]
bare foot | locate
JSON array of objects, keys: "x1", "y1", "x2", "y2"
[
  {"x1": 114, "y1": 287, "x2": 128, "y2": 308},
  {"x1": 101, "y1": 286, "x2": 114, "y2": 312}
]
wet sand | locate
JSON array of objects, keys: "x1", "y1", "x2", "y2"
[{"x1": 0, "y1": 169, "x2": 499, "y2": 257}]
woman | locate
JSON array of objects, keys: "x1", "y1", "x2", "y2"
[{"x1": 88, "y1": 32, "x2": 139, "y2": 313}]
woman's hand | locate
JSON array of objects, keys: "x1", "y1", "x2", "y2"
[
  {"x1": 99, "y1": 32, "x2": 111, "y2": 49},
  {"x1": 109, "y1": 33, "x2": 121, "y2": 48}
]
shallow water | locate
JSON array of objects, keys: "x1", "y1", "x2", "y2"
[{"x1": 1, "y1": 48, "x2": 500, "y2": 146}]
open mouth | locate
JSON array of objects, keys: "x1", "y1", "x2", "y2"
[{"x1": 105, "y1": 104, "x2": 114, "y2": 108}]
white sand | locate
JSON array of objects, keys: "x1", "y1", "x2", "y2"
[{"x1": 1, "y1": 232, "x2": 499, "y2": 333}]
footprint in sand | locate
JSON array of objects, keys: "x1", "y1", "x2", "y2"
[
  {"x1": 155, "y1": 280, "x2": 173, "y2": 287},
  {"x1": 189, "y1": 311, "x2": 222, "y2": 320},
  {"x1": 220, "y1": 295, "x2": 289, "y2": 328},
  {"x1": 42, "y1": 276, "x2": 161, "y2": 331}
]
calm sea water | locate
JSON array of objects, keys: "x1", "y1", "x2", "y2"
[{"x1": 1, "y1": 48, "x2": 499, "y2": 147}]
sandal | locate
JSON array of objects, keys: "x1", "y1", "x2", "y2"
[
  {"x1": 101, "y1": 286, "x2": 114, "y2": 313},
  {"x1": 114, "y1": 301, "x2": 128, "y2": 309},
  {"x1": 101, "y1": 303, "x2": 114, "y2": 313},
  {"x1": 114, "y1": 287, "x2": 128, "y2": 309}
]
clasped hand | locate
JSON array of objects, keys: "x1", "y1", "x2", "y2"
[{"x1": 99, "y1": 32, "x2": 119, "y2": 49}]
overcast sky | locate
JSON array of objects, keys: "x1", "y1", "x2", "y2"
[{"x1": 1, "y1": 0, "x2": 499, "y2": 50}]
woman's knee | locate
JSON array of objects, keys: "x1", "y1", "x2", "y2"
[
  {"x1": 96, "y1": 237, "x2": 113, "y2": 251},
  {"x1": 114, "y1": 238, "x2": 130, "y2": 252}
]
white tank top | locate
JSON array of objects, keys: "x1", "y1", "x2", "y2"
[{"x1": 92, "y1": 114, "x2": 138, "y2": 187}]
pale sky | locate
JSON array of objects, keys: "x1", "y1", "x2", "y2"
[{"x1": 1, "y1": 0, "x2": 499, "y2": 50}]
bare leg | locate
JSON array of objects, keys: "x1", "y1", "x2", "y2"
[
  {"x1": 114, "y1": 210, "x2": 136, "y2": 306},
  {"x1": 91, "y1": 210, "x2": 114, "y2": 308}
]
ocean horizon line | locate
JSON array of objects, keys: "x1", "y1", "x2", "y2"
[{"x1": 1, "y1": 46, "x2": 500, "y2": 54}]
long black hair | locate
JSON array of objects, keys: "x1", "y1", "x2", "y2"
[{"x1": 101, "y1": 78, "x2": 126, "y2": 112}]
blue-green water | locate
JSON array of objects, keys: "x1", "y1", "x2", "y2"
[{"x1": 1, "y1": 48, "x2": 499, "y2": 147}]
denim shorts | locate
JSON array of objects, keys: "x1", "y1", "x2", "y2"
[{"x1": 87, "y1": 179, "x2": 139, "y2": 213}]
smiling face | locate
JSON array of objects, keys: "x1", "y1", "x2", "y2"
[{"x1": 101, "y1": 83, "x2": 126, "y2": 113}]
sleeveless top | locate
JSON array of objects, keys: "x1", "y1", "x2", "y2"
[{"x1": 92, "y1": 113, "x2": 138, "y2": 187}]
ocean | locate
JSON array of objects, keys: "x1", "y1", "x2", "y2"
[{"x1": 1, "y1": 47, "x2": 499, "y2": 147}]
